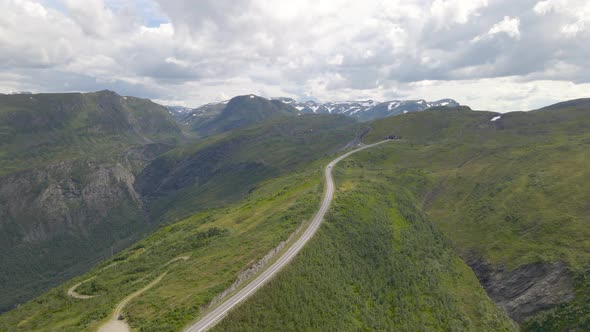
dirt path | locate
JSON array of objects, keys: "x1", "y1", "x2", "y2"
[
  {"x1": 67, "y1": 277, "x2": 97, "y2": 299},
  {"x1": 97, "y1": 256, "x2": 189, "y2": 332},
  {"x1": 68, "y1": 262, "x2": 120, "y2": 300},
  {"x1": 97, "y1": 319, "x2": 130, "y2": 332},
  {"x1": 112, "y1": 271, "x2": 168, "y2": 320}
]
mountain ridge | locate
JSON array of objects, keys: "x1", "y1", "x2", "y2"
[
  {"x1": 178, "y1": 94, "x2": 298, "y2": 136},
  {"x1": 272, "y1": 97, "x2": 459, "y2": 121},
  {"x1": 169, "y1": 95, "x2": 460, "y2": 125}
]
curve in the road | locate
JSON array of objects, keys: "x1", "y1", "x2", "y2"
[
  {"x1": 112, "y1": 255, "x2": 190, "y2": 319},
  {"x1": 185, "y1": 140, "x2": 389, "y2": 332},
  {"x1": 97, "y1": 256, "x2": 190, "y2": 332},
  {"x1": 67, "y1": 277, "x2": 97, "y2": 299},
  {"x1": 67, "y1": 262, "x2": 119, "y2": 300}
]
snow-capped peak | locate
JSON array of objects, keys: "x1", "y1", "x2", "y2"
[
  {"x1": 177, "y1": 96, "x2": 460, "y2": 126},
  {"x1": 272, "y1": 97, "x2": 460, "y2": 121}
]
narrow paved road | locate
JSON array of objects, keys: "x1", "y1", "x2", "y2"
[{"x1": 185, "y1": 140, "x2": 389, "y2": 332}]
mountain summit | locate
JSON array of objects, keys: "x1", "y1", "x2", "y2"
[{"x1": 179, "y1": 94, "x2": 298, "y2": 136}]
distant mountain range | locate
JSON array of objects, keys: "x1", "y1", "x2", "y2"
[
  {"x1": 167, "y1": 95, "x2": 460, "y2": 124},
  {"x1": 271, "y1": 97, "x2": 459, "y2": 121}
]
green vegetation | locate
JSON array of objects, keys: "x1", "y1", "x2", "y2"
[
  {"x1": 217, "y1": 103, "x2": 590, "y2": 330},
  {"x1": 364, "y1": 105, "x2": 590, "y2": 270},
  {"x1": 0, "y1": 91, "x2": 359, "y2": 315},
  {"x1": 362, "y1": 104, "x2": 590, "y2": 328},
  {"x1": 0, "y1": 165, "x2": 325, "y2": 331},
  {"x1": 523, "y1": 266, "x2": 590, "y2": 331},
  {"x1": 0, "y1": 90, "x2": 184, "y2": 313},
  {"x1": 137, "y1": 114, "x2": 359, "y2": 222},
  {"x1": 215, "y1": 144, "x2": 516, "y2": 331},
  {"x1": 3, "y1": 95, "x2": 589, "y2": 331},
  {"x1": 0, "y1": 93, "x2": 361, "y2": 329},
  {"x1": 0, "y1": 202, "x2": 146, "y2": 315},
  {"x1": 0, "y1": 90, "x2": 180, "y2": 176},
  {"x1": 189, "y1": 95, "x2": 298, "y2": 137}
]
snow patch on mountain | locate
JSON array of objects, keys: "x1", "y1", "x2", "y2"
[
  {"x1": 269, "y1": 97, "x2": 460, "y2": 121},
  {"x1": 173, "y1": 95, "x2": 460, "y2": 126}
]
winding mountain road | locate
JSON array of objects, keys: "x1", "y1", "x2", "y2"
[{"x1": 185, "y1": 140, "x2": 389, "y2": 332}]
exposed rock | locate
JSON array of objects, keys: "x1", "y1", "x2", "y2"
[
  {"x1": 121, "y1": 143, "x2": 174, "y2": 174},
  {"x1": 0, "y1": 157, "x2": 155, "y2": 313},
  {"x1": 468, "y1": 258, "x2": 575, "y2": 322},
  {"x1": 0, "y1": 159, "x2": 143, "y2": 243}
]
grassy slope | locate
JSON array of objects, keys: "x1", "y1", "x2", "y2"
[
  {"x1": 0, "y1": 196, "x2": 146, "y2": 316},
  {"x1": 362, "y1": 106, "x2": 590, "y2": 269},
  {"x1": 360, "y1": 105, "x2": 590, "y2": 329},
  {"x1": 138, "y1": 114, "x2": 359, "y2": 222},
  {"x1": 215, "y1": 143, "x2": 516, "y2": 331},
  {"x1": 0, "y1": 165, "x2": 325, "y2": 331},
  {"x1": 217, "y1": 104, "x2": 590, "y2": 331},
  {"x1": 0, "y1": 90, "x2": 180, "y2": 176}
]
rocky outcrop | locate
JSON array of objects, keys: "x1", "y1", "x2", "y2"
[
  {"x1": 0, "y1": 156, "x2": 154, "y2": 313},
  {"x1": 0, "y1": 159, "x2": 143, "y2": 244},
  {"x1": 468, "y1": 258, "x2": 575, "y2": 322}
]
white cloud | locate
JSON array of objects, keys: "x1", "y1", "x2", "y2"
[
  {"x1": 488, "y1": 16, "x2": 521, "y2": 39},
  {"x1": 533, "y1": 0, "x2": 590, "y2": 37},
  {"x1": 402, "y1": 77, "x2": 590, "y2": 112},
  {"x1": 326, "y1": 54, "x2": 344, "y2": 66},
  {"x1": 471, "y1": 16, "x2": 521, "y2": 42},
  {"x1": 0, "y1": 0, "x2": 587, "y2": 110},
  {"x1": 533, "y1": 1, "x2": 555, "y2": 15},
  {"x1": 561, "y1": 21, "x2": 585, "y2": 37},
  {"x1": 430, "y1": 0, "x2": 489, "y2": 27}
]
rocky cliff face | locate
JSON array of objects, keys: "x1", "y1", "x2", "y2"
[
  {"x1": 0, "y1": 91, "x2": 185, "y2": 312},
  {"x1": 0, "y1": 151, "x2": 158, "y2": 312},
  {"x1": 0, "y1": 160, "x2": 142, "y2": 244},
  {"x1": 468, "y1": 258, "x2": 575, "y2": 323}
]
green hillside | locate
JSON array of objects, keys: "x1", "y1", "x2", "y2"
[
  {"x1": 0, "y1": 90, "x2": 184, "y2": 313},
  {"x1": 189, "y1": 95, "x2": 298, "y2": 136},
  {"x1": 216, "y1": 142, "x2": 516, "y2": 331},
  {"x1": 0, "y1": 90, "x2": 180, "y2": 176},
  {"x1": 136, "y1": 114, "x2": 359, "y2": 222},
  {"x1": 2, "y1": 96, "x2": 589, "y2": 331},
  {"x1": 215, "y1": 102, "x2": 590, "y2": 331},
  {"x1": 361, "y1": 103, "x2": 590, "y2": 328},
  {"x1": 0, "y1": 157, "x2": 329, "y2": 331},
  {"x1": 0, "y1": 103, "x2": 361, "y2": 330}
]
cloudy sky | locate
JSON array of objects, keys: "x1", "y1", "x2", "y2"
[{"x1": 1, "y1": 0, "x2": 589, "y2": 111}]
